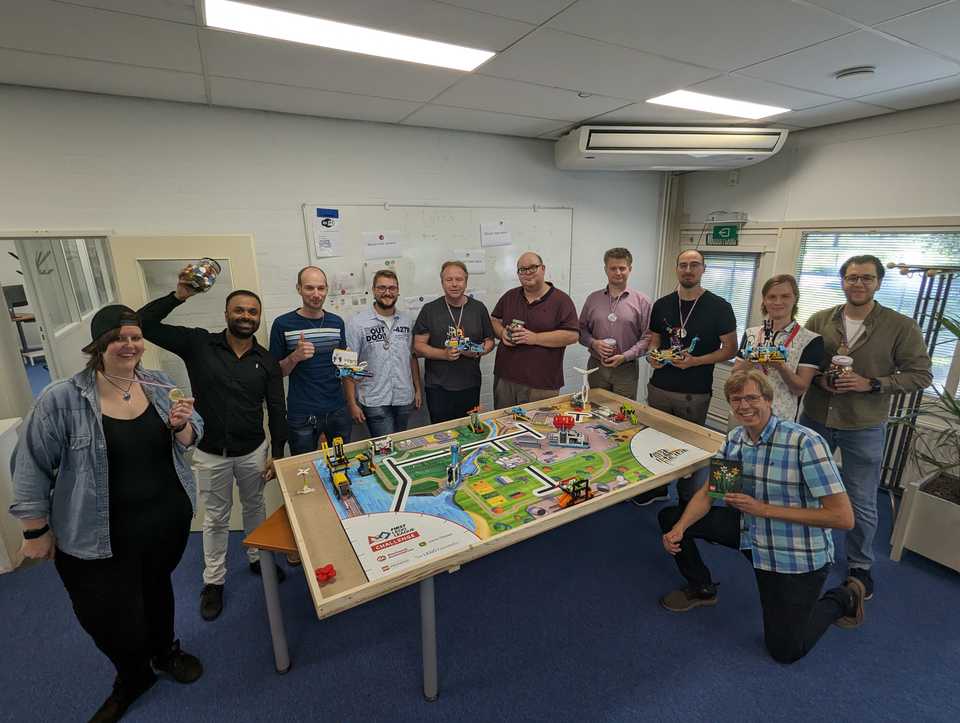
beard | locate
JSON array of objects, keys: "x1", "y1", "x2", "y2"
[
  {"x1": 375, "y1": 298, "x2": 397, "y2": 311},
  {"x1": 227, "y1": 318, "x2": 259, "y2": 338},
  {"x1": 678, "y1": 278, "x2": 699, "y2": 289}
]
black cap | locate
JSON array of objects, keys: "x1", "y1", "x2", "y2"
[{"x1": 82, "y1": 305, "x2": 140, "y2": 353}]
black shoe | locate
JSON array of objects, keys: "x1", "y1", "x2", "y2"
[
  {"x1": 848, "y1": 567, "x2": 874, "y2": 600},
  {"x1": 89, "y1": 673, "x2": 156, "y2": 723},
  {"x1": 659, "y1": 584, "x2": 718, "y2": 612},
  {"x1": 152, "y1": 640, "x2": 203, "y2": 684},
  {"x1": 630, "y1": 489, "x2": 670, "y2": 507},
  {"x1": 200, "y1": 583, "x2": 224, "y2": 621},
  {"x1": 250, "y1": 559, "x2": 287, "y2": 582}
]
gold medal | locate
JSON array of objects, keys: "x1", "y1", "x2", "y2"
[{"x1": 168, "y1": 388, "x2": 185, "y2": 402}]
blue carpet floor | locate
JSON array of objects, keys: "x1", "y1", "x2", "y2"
[
  {"x1": 23, "y1": 362, "x2": 50, "y2": 398},
  {"x1": 2, "y1": 493, "x2": 958, "y2": 723}
]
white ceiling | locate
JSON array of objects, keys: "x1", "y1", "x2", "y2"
[{"x1": 2, "y1": 0, "x2": 960, "y2": 139}]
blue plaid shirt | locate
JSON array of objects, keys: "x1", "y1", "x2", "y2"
[{"x1": 718, "y1": 415, "x2": 846, "y2": 573}]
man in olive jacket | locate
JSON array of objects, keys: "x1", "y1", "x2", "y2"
[{"x1": 800, "y1": 254, "x2": 932, "y2": 601}]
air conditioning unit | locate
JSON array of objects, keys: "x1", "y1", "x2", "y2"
[{"x1": 555, "y1": 125, "x2": 789, "y2": 171}]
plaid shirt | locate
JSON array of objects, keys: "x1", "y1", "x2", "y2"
[{"x1": 718, "y1": 416, "x2": 846, "y2": 573}]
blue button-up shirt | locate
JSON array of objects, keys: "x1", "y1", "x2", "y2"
[
  {"x1": 718, "y1": 415, "x2": 846, "y2": 573},
  {"x1": 10, "y1": 367, "x2": 203, "y2": 559},
  {"x1": 345, "y1": 305, "x2": 415, "y2": 406}
]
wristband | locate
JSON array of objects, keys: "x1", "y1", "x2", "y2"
[{"x1": 23, "y1": 525, "x2": 50, "y2": 540}]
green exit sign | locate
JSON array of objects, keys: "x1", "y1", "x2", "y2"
[{"x1": 709, "y1": 224, "x2": 739, "y2": 245}]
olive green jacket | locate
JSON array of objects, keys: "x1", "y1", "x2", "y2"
[{"x1": 802, "y1": 302, "x2": 932, "y2": 430}]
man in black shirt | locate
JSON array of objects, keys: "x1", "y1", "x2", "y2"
[
  {"x1": 635, "y1": 249, "x2": 737, "y2": 506},
  {"x1": 138, "y1": 274, "x2": 288, "y2": 621}
]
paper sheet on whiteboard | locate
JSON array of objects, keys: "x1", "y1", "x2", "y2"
[
  {"x1": 312, "y1": 208, "x2": 342, "y2": 258},
  {"x1": 453, "y1": 248, "x2": 486, "y2": 274},
  {"x1": 480, "y1": 221, "x2": 512, "y2": 247},
  {"x1": 363, "y1": 231, "x2": 402, "y2": 259}
]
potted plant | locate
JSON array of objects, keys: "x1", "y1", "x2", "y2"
[{"x1": 890, "y1": 314, "x2": 960, "y2": 572}]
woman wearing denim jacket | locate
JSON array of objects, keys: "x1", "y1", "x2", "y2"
[{"x1": 11, "y1": 305, "x2": 205, "y2": 723}]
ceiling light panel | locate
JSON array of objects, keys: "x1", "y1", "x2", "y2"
[
  {"x1": 204, "y1": 0, "x2": 495, "y2": 71},
  {"x1": 646, "y1": 90, "x2": 789, "y2": 119}
]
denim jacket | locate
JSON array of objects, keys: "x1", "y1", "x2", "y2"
[{"x1": 9, "y1": 367, "x2": 203, "y2": 559}]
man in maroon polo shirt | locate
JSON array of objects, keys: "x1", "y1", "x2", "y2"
[{"x1": 491, "y1": 251, "x2": 579, "y2": 409}]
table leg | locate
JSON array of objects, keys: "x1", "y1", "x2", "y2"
[
  {"x1": 420, "y1": 575, "x2": 438, "y2": 702},
  {"x1": 259, "y1": 551, "x2": 291, "y2": 674}
]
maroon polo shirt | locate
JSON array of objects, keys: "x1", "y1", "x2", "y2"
[{"x1": 491, "y1": 283, "x2": 579, "y2": 390}]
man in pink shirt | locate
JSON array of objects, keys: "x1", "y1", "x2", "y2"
[{"x1": 578, "y1": 248, "x2": 652, "y2": 400}]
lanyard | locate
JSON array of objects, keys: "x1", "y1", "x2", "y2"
[
  {"x1": 446, "y1": 301, "x2": 466, "y2": 333},
  {"x1": 677, "y1": 291, "x2": 702, "y2": 338}
]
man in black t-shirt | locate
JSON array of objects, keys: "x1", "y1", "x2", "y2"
[
  {"x1": 635, "y1": 249, "x2": 737, "y2": 506},
  {"x1": 413, "y1": 260, "x2": 496, "y2": 423}
]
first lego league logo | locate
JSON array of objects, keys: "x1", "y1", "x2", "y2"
[{"x1": 368, "y1": 523, "x2": 421, "y2": 552}]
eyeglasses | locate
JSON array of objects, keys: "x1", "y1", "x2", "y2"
[
  {"x1": 843, "y1": 274, "x2": 877, "y2": 285},
  {"x1": 729, "y1": 394, "x2": 764, "y2": 406},
  {"x1": 374, "y1": 285, "x2": 399, "y2": 293},
  {"x1": 677, "y1": 262, "x2": 703, "y2": 271},
  {"x1": 517, "y1": 264, "x2": 542, "y2": 275}
]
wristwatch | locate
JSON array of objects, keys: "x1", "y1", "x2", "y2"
[
  {"x1": 23, "y1": 524, "x2": 49, "y2": 540},
  {"x1": 869, "y1": 378, "x2": 881, "y2": 393}
]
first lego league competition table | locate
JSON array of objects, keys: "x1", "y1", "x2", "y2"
[{"x1": 244, "y1": 389, "x2": 723, "y2": 700}]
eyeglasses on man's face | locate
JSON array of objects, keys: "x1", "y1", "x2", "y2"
[
  {"x1": 517, "y1": 264, "x2": 542, "y2": 276},
  {"x1": 843, "y1": 274, "x2": 877, "y2": 285},
  {"x1": 729, "y1": 394, "x2": 764, "y2": 407},
  {"x1": 374, "y1": 285, "x2": 399, "y2": 293}
]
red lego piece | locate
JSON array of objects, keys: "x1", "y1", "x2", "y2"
[{"x1": 315, "y1": 564, "x2": 337, "y2": 584}]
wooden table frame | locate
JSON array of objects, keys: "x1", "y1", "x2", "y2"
[{"x1": 244, "y1": 390, "x2": 724, "y2": 698}]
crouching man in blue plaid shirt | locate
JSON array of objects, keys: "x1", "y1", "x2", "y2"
[{"x1": 657, "y1": 369, "x2": 867, "y2": 663}]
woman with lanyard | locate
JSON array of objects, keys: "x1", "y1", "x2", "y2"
[
  {"x1": 734, "y1": 274, "x2": 824, "y2": 422},
  {"x1": 11, "y1": 305, "x2": 204, "y2": 723}
]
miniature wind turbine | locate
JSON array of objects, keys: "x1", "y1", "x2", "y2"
[{"x1": 572, "y1": 366, "x2": 598, "y2": 409}]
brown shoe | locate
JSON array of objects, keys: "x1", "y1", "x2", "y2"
[
  {"x1": 835, "y1": 577, "x2": 866, "y2": 629},
  {"x1": 659, "y1": 586, "x2": 718, "y2": 612}
]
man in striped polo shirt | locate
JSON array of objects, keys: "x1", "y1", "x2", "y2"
[
  {"x1": 657, "y1": 369, "x2": 867, "y2": 664},
  {"x1": 270, "y1": 266, "x2": 351, "y2": 455}
]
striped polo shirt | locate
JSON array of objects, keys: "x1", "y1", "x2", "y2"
[{"x1": 269, "y1": 309, "x2": 346, "y2": 417}]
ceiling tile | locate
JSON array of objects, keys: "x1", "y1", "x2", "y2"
[
  {"x1": 0, "y1": 47, "x2": 206, "y2": 102},
  {"x1": 547, "y1": 0, "x2": 857, "y2": 71},
  {"x1": 780, "y1": 99, "x2": 893, "y2": 127},
  {"x1": 246, "y1": 0, "x2": 533, "y2": 51},
  {"x1": 201, "y1": 29, "x2": 464, "y2": 101},
  {"x1": 0, "y1": 0, "x2": 202, "y2": 72},
  {"x1": 584, "y1": 102, "x2": 757, "y2": 126},
  {"x1": 854, "y1": 73, "x2": 960, "y2": 108},
  {"x1": 739, "y1": 30, "x2": 960, "y2": 97},
  {"x1": 688, "y1": 74, "x2": 841, "y2": 109},
  {"x1": 438, "y1": 0, "x2": 574, "y2": 24},
  {"x1": 478, "y1": 28, "x2": 719, "y2": 101},
  {"x1": 56, "y1": 1, "x2": 199, "y2": 24},
  {"x1": 538, "y1": 124, "x2": 576, "y2": 139},
  {"x1": 401, "y1": 105, "x2": 562, "y2": 136},
  {"x1": 433, "y1": 75, "x2": 628, "y2": 121},
  {"x1": 209, "y1": 77, "x2": 422, "y2": 121},
  {"x1": 878, "y1": 2, "x2": 960, "y2": 61},
  {"x1": 804, "y1": 1, "x2": 947, "y2": 26}
]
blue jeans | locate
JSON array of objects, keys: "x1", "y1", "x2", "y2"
[
  {"x1": 287, "y1": 408, "x2": 353, "y2": 456},
  {"x1": 799, "y1": 413, "x2": 886, "y2": 570},
  {"x1": 361, "y1": 403, "x2": 416, "y2": 438}
]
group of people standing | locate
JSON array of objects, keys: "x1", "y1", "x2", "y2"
[{"x1": 10, "y1": 245, "x2": 932, "y2": 721}]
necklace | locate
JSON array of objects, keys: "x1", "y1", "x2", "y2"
[
  {"x1": 676, "y1": 290, "x2": 703, "y2": 339},
  {"x1": 446, "y1": 299, "x2": 466, "y2": 335},
  {"x1": 101, "y1": 373, "x2": 135, "y2": 402},
  {"x1": 607, "y1": 288, "x2": 626, "y2": 322}
]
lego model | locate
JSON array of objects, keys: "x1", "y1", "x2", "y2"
[
  {"x1": 510, "y1": 406, "x2": 530, "y2": 421},
  {"x1": 446, "y1": 442, "x2": 462, "y2": 489},
  {"x1": 332, "y1": 348, "x2": 372, "y2": 379},
  {"x1": 614, "y1": 404, "x2": 638, "y2": 425},
  {"x1": 647, "y1": 320, "x2": 699, "y2": 366},
  {"x1": 369, "y1": 436, "x2": 393, "y2": 459},
  {"x1": 556, "y1": 477, "x2": 593, "y2": 509},
  {"x1": 590, "y1": 403, "x2": 614, "y2": 419},
  {"x1": 295, "y1": 467, "x2": 315, "y2": 495},
  {"x1": 445, "y1": 326, "x2": 486, "y2": 355},
  {"x1": 505, "y1": 319, "x2": 526, "y2": 343},
  {"x1": 549, "y1": 414, "x2": 588, "y2": 448},
  {"x1": 571, "y1": 366, "x2": 598, "y2": 410},
  {"x1": 355, "y1": 452, "x2": 374, "y2": 476},
  {"x1": 322, "y1": 436, "x2": 352, "y2": 499},
  {"x1": 742, "y1": 320, "x2": 787, "y2": 364},
  {"x1": 468, "y1": 406, "x2": 485, "y2": 434},
  {"x1": 314, "y1": 564, "x2": 337, "y2": 584}
]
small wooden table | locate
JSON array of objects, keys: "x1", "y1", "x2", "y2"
[{"x1": 243, "y1": 508, "x2": 297, "y2": 674}]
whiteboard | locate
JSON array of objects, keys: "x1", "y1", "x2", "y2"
[{"x1": 301, "y1": 203, "x2": 574, "y2": 410}]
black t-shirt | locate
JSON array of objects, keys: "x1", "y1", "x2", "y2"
[
  {"x1": 413, "y1": 296, "x2": 495, "y2": 391},
  {"x1": 650, "y1": 290, "x2": 737, "y2": 394}
]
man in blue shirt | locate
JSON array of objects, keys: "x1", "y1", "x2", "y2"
[
  {"x1": 657, "y1": 369, "x2": 867, "y2": 663},
  {"x1": 269, "y1": 266, "x2": 351, "y2": 455}
]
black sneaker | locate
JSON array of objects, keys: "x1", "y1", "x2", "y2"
[
  {"x1": 89, "y1": 673, "x2": 157, "y2": 723},
  {"x1": 659, "y1": 585, "x2": 718, "y2": 612},
  {"x1": 630, "y1": 489, "x2": 670, "y2": 507},
  {"x1": 835, "y1": 576, "x2": 867, "y2": 629},
  {"x1": 152, "y1": 640, "x2": 203, "y2": 684},
  {"x1": 250, "y1": 558, "x2": 287, "y2": 582},
  {"x1": 200, "y1": 583, "x2": 224, "y2": 621},
  {"x1": 848, "y1": 567, "x2": 874, "y2": 600}
]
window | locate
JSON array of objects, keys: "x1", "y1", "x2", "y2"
[
  {"x1": 702, "y1": 252, "x2": 760, "y2": 344},
  {"x1": 84, "y1": 238, "x2": 115, "y2": 306},
  {"x1": 60, "y1": 239, "x2": 94, "y2": 315},
  {"x1": 796, "y1": 232, "x2": 960, "y2": 390}
]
